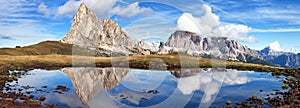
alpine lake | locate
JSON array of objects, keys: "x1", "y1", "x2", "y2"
[{"x1": 1, "y1": 67, "x2": 293, "y2": 108}]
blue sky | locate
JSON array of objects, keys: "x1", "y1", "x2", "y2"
[{"x1": 1, "y1": 0, "x2": 300, "y2": 53}]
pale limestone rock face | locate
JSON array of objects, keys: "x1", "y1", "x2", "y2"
[
  {"x1": 60, "y1": 3, "x2": 142, "y2": 56},
  {"x1": 62, "y1": 67, "x2": 130, "y2": 104},
  {"x1": 163, "y1": 30, "x2": 263, "y2": 62},
  {"x1": 137, "y1": 39, "x2": 160, "y2": 53}
]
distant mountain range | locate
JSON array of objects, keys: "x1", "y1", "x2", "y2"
[{"x1": 258, "y1": 46, "x2": 300, "y2": 68}]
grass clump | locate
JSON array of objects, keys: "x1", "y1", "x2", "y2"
[
  {"x1": 286, "y1": 77, "x2": 294, "y2": 81},
  {"x1": 282, "y1": 84, "x2": 289, "y2": 89}
]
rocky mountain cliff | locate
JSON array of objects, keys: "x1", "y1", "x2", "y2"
[
  {"x1": 60, "y1": 3, "x2": 148, "y2": 56},
  {"x1": 59, "y1": 3, "x2": 271, "y2": 65},
  {"x1": 161, "y1": 31, "x2": 264, "y2": 63},
  {"x1": 258, "y1": 47, "x2": 300, "y2": 68},
  {"x1": 137, "y1": 39, "x2": 160, "y2": 52}
]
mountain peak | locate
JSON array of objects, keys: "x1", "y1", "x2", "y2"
[
  {"x1": 60, "y1": 3, "x2": 147, "y2": 56},
  {"x1": 77, "y1": 3, "x2": 89, "y2": 16},
  {"x1": 80, "y1": 3, "x2": 87, "y2": 9}
]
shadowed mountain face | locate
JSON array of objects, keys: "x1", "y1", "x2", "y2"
[
  {"x1": 61, "y1": 67, "x2": 130, "y2": 104},
  {"x1": 162, "y1": 31, "x2": 263, "y2": 63}
]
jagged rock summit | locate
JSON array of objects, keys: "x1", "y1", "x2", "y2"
[
  {"x1": 161, "y1": 30, "x2": 264, "y2": 63},
  {"x1": 60, "y1": 3, "x2": 146, "y2": 56}
]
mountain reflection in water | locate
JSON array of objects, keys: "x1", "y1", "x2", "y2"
[
  {"x1": 5, "y1": 66, "x2": 285, "y2": 108},
  {"x1": 62, "y1": 67, "x2": 130, "y2": 104},
  {"x1": 61, "y1": 68, "x2": 260, "y2": 108}
]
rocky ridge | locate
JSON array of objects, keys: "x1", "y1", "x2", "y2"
[
  {"x1": 60, "y1": 3, "x2": 148, "y2": 56},
  {"x1": 160, "y1": 30, "x2": 264, "y2": 62}
]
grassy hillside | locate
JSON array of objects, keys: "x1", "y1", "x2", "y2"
[{"x1": 0, "y1": 41, "x2": 79, "y2": 55}]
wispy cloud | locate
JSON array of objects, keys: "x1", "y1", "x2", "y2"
[
  {"x1": 204, "y1": 0, "x2": 300, "y2": 29},
  {"x1": 37, "y1": 3, "x2": 51, "y2": 18},
  {"x1": 253, "y1": 7, "x2": 300, "y2": 25},
  {"x1": 56, "y1": 0, "x2": 153, "y2": 19},
  {"x1": 0, "y1": 23, "x2": 57, "y2": 44},
  {"x1": 117, "y1": 2, "x2": 153, "y2": 18},
  {"x1": 0, "y1": 0, "x2": 38, "y2": 22},
  {"x1": 0, "y1": 36, "x2": 14, "y2": 40},
  {"x1": 253, "y1": 28, "x2": 300, "y2": 32},
  {"x1": 124, "y1": 17, "x2": 176, "y2": 40},
  {"x1": 142, "y1": 0, "x2": 204, "y2": 17},
  {"x1": 0, "y1": 0, "x2": 57, "y2": 48}
]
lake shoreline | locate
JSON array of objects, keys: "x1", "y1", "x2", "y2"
[
  {"x1": 1, "y1": 67, "x2": 299, "y2": 108},
  {"x1": 0, "y1": 55, "x2": 299, "y2": 107},
  {"x1": 1, "y1": 55, "x2": 299, "y2": 77}
]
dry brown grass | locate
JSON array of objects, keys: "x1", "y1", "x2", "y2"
[
  {"x1": 0, "y1": 54, "x2": 277, "y2": 69},
  {"x1": 0, "y1": 55, "x2": 112, "y2": 66},
  {"x1": 0, "y1": 54, "x2": 299, "y2": 77}
]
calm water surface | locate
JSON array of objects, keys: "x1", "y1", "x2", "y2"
[{"x1": 5, "y1": 68, "x2": 286, "y2": 108}]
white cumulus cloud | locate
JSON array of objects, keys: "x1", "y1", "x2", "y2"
[
  {"x1": 177, "y1": 4, "x2": 219, "y2": 35},
  {"x1": 269, "y1": 41, "x2": 283, "y2": 51},
  {"x1": 177, "y1": 4, "x2": 256, "y2": 43},
  {"x1": 213, "y1": 24, "x2": 257, "y2": 42},
  {"x1": 177, "y1": 13, "x2": 202, "y2": 34}
]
